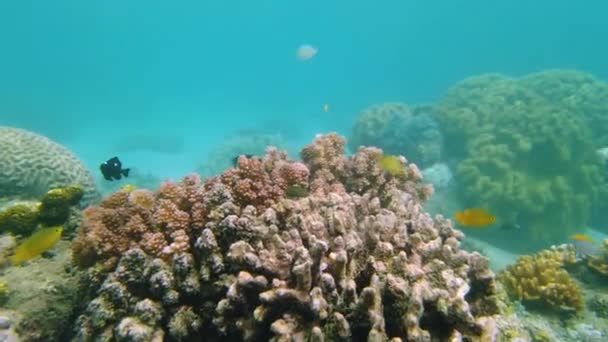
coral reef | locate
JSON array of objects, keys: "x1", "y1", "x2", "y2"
[
  {"x1": 198, "y1": 130, "x2": 291, "y2": 177},
  {"x1": 72, "y1": 133, "x2": 506, "y2": 341},
  {"x1": 97, "y1": 167, "x2": 162, "y2": 197},
  {"x1": 588, "y1": 294, "x2": 608, "y2": 318},
  {"x1": 0, "y1": 126, "x2": 100, "y2": 206},
  {"x1": 432, "y1": 72, "x2": 608, "y2": 249},
  {"x1": 499, "y1": 245, "x2": 584, "y2": 313},
  {"x1": 518, "y1": 69, "x2": 608, "y2": 147},
  {"x1": 0, "y1": 186, "x2": 84, "y2": 236},
  {"x1": 349, "y1": 103, "x2": 443, "y2": 169},
  {"x1": 0, "y1": 240, "x2": 82, "y2": 341}
]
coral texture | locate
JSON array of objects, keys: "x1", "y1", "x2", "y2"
[
  {"x1": 498, "y1": 245, "x2": 583, "y2": 313},
  {"x1": 0, "y1": 126, "x2": 100, "y2": 205},
  {"x1": 72, "y1": 133, "x2": 503, "y2": 341},
  {"x1": 198, "y1": 130, "x2": 290, "y2": 177},
  {"x1": 0, "y1": 185, "x2": 84, "y2": 236},
  {"x1": 432, "y1": 72, "x2": 608, "y2": 249},
  {"x1": 349, "y1": 102, "x2": 443, "y2": 168}
]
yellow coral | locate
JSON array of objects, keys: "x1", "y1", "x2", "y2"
[
  {"x1": 38, "y1": 185, "x2": 84, "y2": 225},
  {"x1": 498, "y1": 245, "x2": 583, "y2": 312},
  {"x1": 0, "y1": 201, "x2": 41, "y2": 235}
]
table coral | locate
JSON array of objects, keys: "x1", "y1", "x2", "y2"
[
  {"x1": 349, "y1": 102, "x2": 443, "y2": 168},
  {"x1": 433, "y1": 72, "x2": 608, "y2": 249},
  {"x1": 498, "y1": 245, "x2": 583, "y2": 313},
  {"x1": 71, "y1": 133, "x2": 505, "y2": 341},
  {"x1": 0, "y1": 126, "x2": 100, "y2": 206}
]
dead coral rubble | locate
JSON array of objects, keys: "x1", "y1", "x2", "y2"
[{"x1": 72, "y1": 133, "x2": 502, "y2": 341}]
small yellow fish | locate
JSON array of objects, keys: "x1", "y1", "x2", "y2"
[
  {"x1": 120, "y1": 184, "x2": 136, "y2": 193},
  {"x1": 322, "y1": 104, "x2": 329, "y2": 113},
  {"x1": 570, "y1": 234, "x2": 594, "y2": 244},
  {"x1": 454, "y1": 208, "x2": 496, "y2": 227},
  {"x1": 378, "y1": 155, "x2": 406, "y2": 176},
  {"x1": 10, "y1": 226, "x2": 63, "y2": 266}
]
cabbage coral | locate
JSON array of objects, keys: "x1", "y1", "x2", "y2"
[
  {"x1": 498, "y1": 245, "x2": 583, "y2": 313},
  {"x1": 433, "y1": 72, "x2": 608, "y2": 249}
]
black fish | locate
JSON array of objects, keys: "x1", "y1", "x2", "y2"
[
  {"x1": 232, "y1": 154, "x2": 255, "y2": 167},
  {"x1": 100, "y1": 156, "x2": 130, "y2": 181}
]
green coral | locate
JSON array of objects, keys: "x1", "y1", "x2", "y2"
[
  {"x1": 0, "y1": 201, "x2": 41, "y2": 235},
  {"x1": 519, "y1": 69, "x2": 608, "y2": 147},
  {"x1": 433, "y1": 71, "x2": 608, "y2": 247},
  {"x1": 38, "y1": 185, "x2": 84, "y2": 226},
  {"x1": 0, "y1": 185, "x2": 84, "y2": 235},
  {"x1": 0, "y1": 281, "x2": 9, "y2": 306}
]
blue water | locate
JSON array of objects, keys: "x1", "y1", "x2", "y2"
[{"x1": 1, "y1": 0, "x2": 607, "y2": 180}]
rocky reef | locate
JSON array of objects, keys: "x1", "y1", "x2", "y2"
[{"x1": 71, "y1": 133, "x2": 506, "y2": 341}]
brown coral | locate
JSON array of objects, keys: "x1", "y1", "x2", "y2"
[
  {"x1": 498, "y1": 245, "x2": 583, "y2": 312},
  {"x1": 72, "y1": 174, "x2": 206, "y2": 270},
  {"x1": 0, "y1": 126, "x2": 100, "y2": 205}
]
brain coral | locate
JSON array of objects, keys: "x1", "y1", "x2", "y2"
[
  {"x1": 349, "y1": 102, "x2": 443, "y2": 168},
  {"x1": 0, "y1": 127, "x2": 100, "y2": 205},
  {"x1": 71, "y1": 133, "x2": 505, "y2": 342},
  {"x1": 432, "y1": 73, "x2": 608, "y2": 249}
]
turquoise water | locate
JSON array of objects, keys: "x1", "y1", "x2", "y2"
[
  {"x1": 1, "y1": 1, "x2": 607, "y2": 181},
  {"x1": 3, "y1": 2, "x2": 608, "y2": 340}
]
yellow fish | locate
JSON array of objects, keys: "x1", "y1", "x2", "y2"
[
  {"x1": 10, "y1": 226, "x2": 63, "y2": 266},
  {"x1": 120, "y1": 184, "x2": 136, "y2": 193},
  {"x1": 570, "y1": 234, "x2": 594, "y2": 244},
  {"x1": 454, "y1": 208, "x2": 496, "y2": 227},
  {"x1": 378, "y1": 155, "x2": 405, "y2": 176}
]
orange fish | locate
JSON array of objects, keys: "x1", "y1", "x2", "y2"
[
  {"x1": 454, "y1": 208, "x2": 496, "y2": 227},
  {"x1": 569, "y1": 234, "x2": 595, "y2": 244}
]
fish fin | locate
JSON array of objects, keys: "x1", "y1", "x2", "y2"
[{"x1": 122, "y1": 168, "x2": 130, "y2": 177}]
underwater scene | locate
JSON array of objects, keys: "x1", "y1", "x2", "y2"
[{"x1": 1, "y1": 1, "x2": 608, "y2": 341}]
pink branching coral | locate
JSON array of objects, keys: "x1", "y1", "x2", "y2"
[
  {"x1": 72, "y1": 174, "x2": 207, "y2": 270},
  {"x1": 72, "y1": 133, "x2": 503, "y2": 342},
  {"x1": 209, "y1": 149, "x2": 311, "y2": 210}
]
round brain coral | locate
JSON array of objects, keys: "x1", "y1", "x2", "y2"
[
  {"x1": 0, "y1": 126, "x2": 100, "y2": 205},
  {"x1": 433, "y1": 73, "x2": 608, "y2": 251},
  {"x1": 349, "y1": 102, "x2": 443, "y2": 168}
]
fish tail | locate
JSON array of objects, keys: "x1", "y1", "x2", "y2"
[{"x1": 122, "y1": 168, "x2": 130, "y2": 177}]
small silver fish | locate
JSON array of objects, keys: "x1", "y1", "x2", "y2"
[{"x1": 572, "y1": 240, "x2": 602, "y2": 260}]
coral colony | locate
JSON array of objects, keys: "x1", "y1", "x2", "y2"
[{"x1": 71, "y1": 134, "x2": 501, "y2": 341}]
